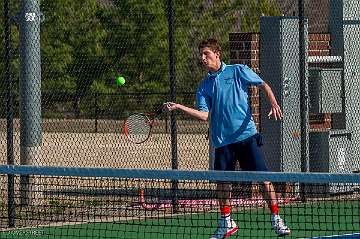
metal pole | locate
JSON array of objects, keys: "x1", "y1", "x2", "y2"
[
  {"x1": 298, "y1": 0, "x2": 309, "y2": 173},
  {"x1": 167, "y1": 0, "x2": 177, "y2": 170},
  {"x1": 19, "y1": 0, "x2": 42, "y2": 205},
  {"x1": 299, "y1": 0, "x2": 309, "y2": 200},
  {"x1": 4, "y1": 0, "x2": 15, "y2": 227},
  {"x1": 167, "y1": 0, "x2": 178, "y2": 213}
]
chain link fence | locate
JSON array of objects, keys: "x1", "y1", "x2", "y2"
[{"x1": 1, "y1": 0, "x2": 360, "y2": 173}]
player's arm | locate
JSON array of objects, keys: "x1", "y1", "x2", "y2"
[
  {"x1": 258, "y1": 82, "x2": 283, "y2": 120},
  {"x1": 164, "y1": 102, "x2": 209, "y2": 121}
]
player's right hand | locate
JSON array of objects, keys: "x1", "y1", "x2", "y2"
[{"x1": 162, "y1": 102, "x2": 177, "y2": 112}]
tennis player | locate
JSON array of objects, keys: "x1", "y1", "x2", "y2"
[{"x1": 164, "y1": 38, "x2": 291, "y2": 238}]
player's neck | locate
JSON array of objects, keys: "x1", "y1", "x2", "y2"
[{"x1": 209, "y1": 61, "x2": 222, "y2": 74}]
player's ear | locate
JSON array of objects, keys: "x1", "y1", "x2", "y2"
[{"x1": 215, "y1": 50, "x2": 221, "y2": 59}]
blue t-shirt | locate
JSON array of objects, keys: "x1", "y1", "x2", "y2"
[{"x1": 196, "y1": 63, "x2": 264, "y2": 148}]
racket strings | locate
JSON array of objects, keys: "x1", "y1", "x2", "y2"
[{"x1": 125, "y1": 114, "x2": 151, "y2": 143}]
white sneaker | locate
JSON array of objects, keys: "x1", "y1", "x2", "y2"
[
  {"x1": 272, "y1": 215, "x2": 291, "y2": 237},
  {"x1": 210, "y1": 217, "x2": 238, "y2": 239}
]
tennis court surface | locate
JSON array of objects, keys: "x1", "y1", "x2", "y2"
[{"x1": 1, "y1": 166, "x2": 359, "y2": 238}]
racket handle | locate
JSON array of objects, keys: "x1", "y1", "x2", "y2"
[{"x1": 155, "y1": 104, "x2": 165, "y2": 115}]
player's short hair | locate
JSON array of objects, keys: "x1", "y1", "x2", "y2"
[{"x1": 198, "y1": 38, "x2": 222, "y2": 54}]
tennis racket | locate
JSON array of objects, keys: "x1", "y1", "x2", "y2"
[{"x1": 123, "y1": 104, "x2": 165, "y2": 144}]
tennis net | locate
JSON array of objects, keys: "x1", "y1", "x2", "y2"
[{"x1": 0, "y1": 165, "x2": 359, "y2": 238}]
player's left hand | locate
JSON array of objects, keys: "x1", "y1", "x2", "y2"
[{"x1": 268, "y1": 104, "x2": 283, "y2": 120}]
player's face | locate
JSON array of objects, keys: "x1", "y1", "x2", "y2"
[{"x1": 200, "y1": 47, "x2": 221, "y2": 72}]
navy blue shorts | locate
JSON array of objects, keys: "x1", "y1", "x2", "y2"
[{"x1": 214, "y1": 134, "x2": 268, "y2": 171}]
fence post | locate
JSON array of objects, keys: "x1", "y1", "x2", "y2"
[
  {"x1": 19, "y1": 0, "x2": 42, "y2": 206},
  {"x1": 299, "y1": 0, "x2": 309, "y2": 173},
  {"x1": 167, "y1": 0, "x2": 178, "y2": 213},
  {"x1": 4, "y1": 0, "x2": 15, "y2": 227},
  {"x1": 299, "y1": 0, "x2": 310, "y2": 201}
]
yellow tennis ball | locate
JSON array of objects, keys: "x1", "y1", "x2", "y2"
[{"x1": 116, "y1": 76, "x2": 125, "y2": 86}]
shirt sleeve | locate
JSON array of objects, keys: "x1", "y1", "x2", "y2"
[
  {"x1": 196, "y1": 82, "x2": 211, "y2": 112},
  {"x1": 238, "y1": 65, "x2": 264, "y2": 86}
]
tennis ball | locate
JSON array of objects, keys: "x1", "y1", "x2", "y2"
[{"x1": 116, "y1": 76, "x2": 125, "y2": 86}]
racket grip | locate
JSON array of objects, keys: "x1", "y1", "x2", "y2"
[{"x1": 155, "y1": 105, "x2": 165, "y2": 115}]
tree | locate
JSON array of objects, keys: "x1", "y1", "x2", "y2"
[
  {"x1": 101, "y1": 0, "x2": 170, "y2": 93},
  {"x1": 173, "y1": 0, "x2": 281, "y2": 92},
  {"x1": 0, "y1": 0, "x2": 282, "y2": 118},
  {"x1": 41, "y1": 0, "x2": 110, "y2": 115}
]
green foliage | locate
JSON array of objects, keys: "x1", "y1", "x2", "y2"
[
  {"x1": 1, "y1": 0, "x2": 281, "y2": 117},
  {"x1": 41, "y1": 0, "x2": 109, "y2": 94},
  {"x1": 102, "y1": 0, "x2": 169, "y2": 93},
  {"x1": 174, "y1": 0, "x2": 242, "y2": 91},
  {"x1": 173, "y1": 0, "x2": 282, "y2": 91},
  {"x1": 241, "y1": 0, "x2": 282, "y2": 32},
  {"x1": 0, "y1": 1, "x2": 21, "y2": 91}
]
